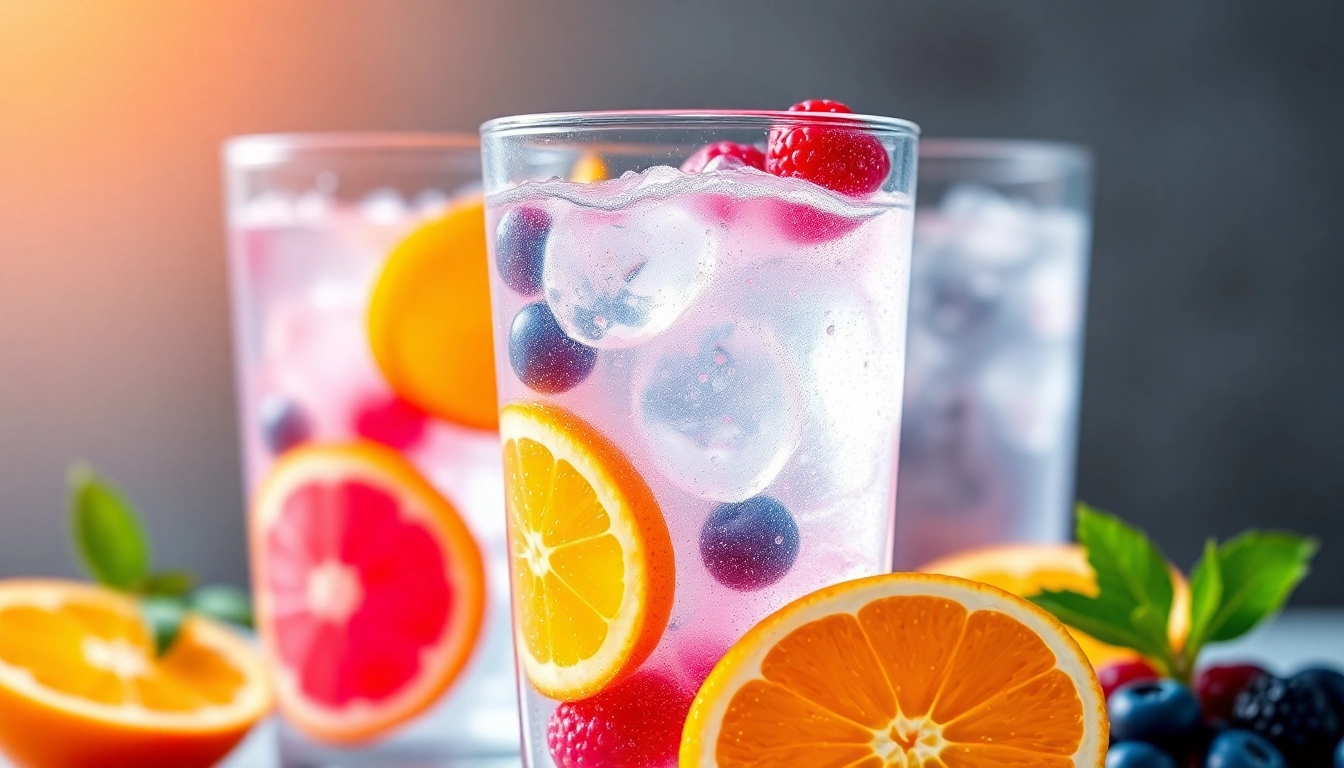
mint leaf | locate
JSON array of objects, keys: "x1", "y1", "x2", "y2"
[
  {"x1": 141, "y1": 596, "x2": 186, "y2": 656},
  {"x1": 1076, "y1": 503, "x2": 1174, "y2": 650},
  {"x1": 1202, "y1": 532, "x2": 1316, "y2": 644},
  {"x1": 1030, "y1": 590, "x2": 1172, "y2": 666},
  {"x1": 143, "y1": 570, "x2": 196, "y2": 598},
  {"x1": 190, "y1": 584, "x2": 254, "y2": 629},
  {"x1": 1184, "y1": 539, "x2": 1223, "y2": 655},
  {"x1": 69, "y1": 465, "x2": 150, "y2": 591}
]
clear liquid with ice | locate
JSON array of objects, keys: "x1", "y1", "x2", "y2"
[{"x1": 487, "y1": 166, "x2": 912, "y2": 767}]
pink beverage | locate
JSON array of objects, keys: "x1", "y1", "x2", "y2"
[
  {"x1": 894, "y1": 141, "x2": 1093, "y2": 570},
  {"x1": 223, "y1": 135, "x2": 519, "y2": 767},
  {"x1": 480, "y1": 110, "x2": 919, "y2": 767}
]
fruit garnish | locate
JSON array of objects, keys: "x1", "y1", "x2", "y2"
[
  {"x1": 1197, "y1": 662, "x2": 1266, "y2": 723},
  {"x1": 352, "y1": 394, "x2": 429, "y2": 450},
  {"x1": 367, "y1": 194, "x2": 498, "y2": 430},
  {"x1": 508, "y1": 301, "x2": 598, "y2": 394},
  {"x1": 68, "y1": 465, "x2": 253, "y2": 654},
  {"x1": 570, "y1": 152, "x2": 608, "y2": 183},
  {"x1": 1231, "y1": 672, "x2": 1342, "y2": 764},
  {"x1": 699, "y1": 496, "x2": 799, "y2": 591},
  {"x1": 680, "y1": 572, "x2": 1108, "y2": 767},
  {"x1": 0, "y1": 579, "x2": 271, "y2": 768},
  {"x1": 495, "y1": 206, "x2": 552, "y2": 296},
  {"x1": 499, "y1": 403, "x2": 674, "y2": 700},
  {"x1": 681, "y1": 142, "x2": 766, "y2": 173},
  {"x1": 1106, "y1": 741, "x2": 1179, "y2": 768},
  {"x1": 258, "y1": 394, "x2": 312, "y2": 455},
  {"x1": 1107, "y1": 679, "x2": 1202, "y2": 748},
  {"x1": 765, "y1": 99, "x2": 891, "y2": 196},
  {"x1": 1205, "y1": 730, "x2": 1286, "y2": 768},
  {"x1": 918, "y1": 542, "x2": 1191, "y2": 669},
  {"x1": 1029, "y1": 504, "x2": 1317, "y2": 682},
  {"x1": 250, "y1": 442, "x2": 485, "y2": 743},
  {"x1": 1098, "y1": 658, "x2": 1161, "y2": 700},
  {"x1": 547, "y1": 670, "x2": 693, "y2": 768}
]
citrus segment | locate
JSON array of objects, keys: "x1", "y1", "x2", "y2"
[
  {"x1": 500, "y1": 402, "x2": 674, "y2": 701},
  {"x1": 681, "y1": 573, "x2": 1106, "y2": 768},
  {"x1": 917, "y1": 543, "x2": 1190, "y2": 668},
  {"x1": 0, "y1": 580, "x2": 270, "y2": 768},
  {"x1": 367, "y1": 196, "x2": 498, "y2": 430},
  {"x1": 251, "y1": 441, "x2": 485, "y2": 743}
]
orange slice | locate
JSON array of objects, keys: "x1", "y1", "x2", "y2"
[
  {"x1": 918, "y1": 543, "x2": 1190, "y2": 669},
  {"x1": 570, "y1": 153, "x2": 608, "y2": 182},
  {"x1": 500, "y1": 402, "x2": 674, "y2": 700},
  {"x1": 251, "y1": 442, "x2": 485, "y2": 743},
  {"x1": 0, "y1": 579, "x2": 271, "y2": 768},
  {"x1": 681, "y1": 573, "x2": 1107, "y2": 768},
  {"x1": 367, "y1": 196, "x2": 498, "y2": 430}
]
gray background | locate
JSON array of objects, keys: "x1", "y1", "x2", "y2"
[{"x1": 1, "y1": 1, "x2": 1341, "y2": 601}]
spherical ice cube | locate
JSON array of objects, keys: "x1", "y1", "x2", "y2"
[
  {"x1": 634, "y1": 318, "x2": 802, "y2": 503},
  {"x1": 543, "y1": 201, "x2": 719, "y2": 349}
]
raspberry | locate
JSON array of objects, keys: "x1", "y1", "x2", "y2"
[
  {"x1": 547, "y1": 671, "x2": 694, "y2": 768},
  {"x1": 1098, "y1": 658, "x2": 1160, "y2": 701},
  {"x1": 1231, "y1": 673, "x2": 1343, "y2": 764},
  {"x1": 766, "y1": 99, "x2": 890, "y2": 196},
  {"x1": 1197, "y1": 663, "x2": 1268, "y2": 723},
  {"x1": 681, "y1": 141, "x2": 766, "y2": 173}
]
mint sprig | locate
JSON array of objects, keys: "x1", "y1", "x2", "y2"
[
  {"x1": 1030, "y1": 503, "x2": 1317, "y2": 683},
  {"x1": 68, "y1": 464, "x2": 253, "y2": 655}
]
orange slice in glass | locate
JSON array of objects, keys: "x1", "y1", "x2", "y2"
[
  {"x1": 681, "y1": 573, "x2": 1107, "y2": 768},
  {"x1": 367, "y1": 196, "x2": 498, "y2": 430},
  {"x1": 918, "y1": 543, "x2": 1190, "y2": 669},
  {"x1": 0, "y1": 579, "x2": 271, "y2": 768},
  {"x1": 500, "y1": 402, "x2": 674, "y2": 701}
]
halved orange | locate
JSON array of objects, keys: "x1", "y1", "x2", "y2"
[
  {"x1": 681, "y1": 573, "x2": 1107, "y2": 768},
  {"x1": 0, "y1": 579, "x2": 271, "y2": 768},
  {"x1": 251, "y1": 441, "x2": 485, "y2": 743},
  {"x1": 918, "y1": 543, "x2": 1190, "y2": 669},
  {"x1": 367, "y1": 195, "x2": 498, "y2": 430},
  {"x1": 500, "y1": 402, "x2": 674, "y2": 701}
]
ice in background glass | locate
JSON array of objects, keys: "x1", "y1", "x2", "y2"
[
  {"x1": 480, "y1": 111, "x2": 918, "y2": 767},
  {"x1": 223, "y1": 135, "x2": 518, "y2": 767},
  {"x1": 894, "y1": 140, "x2": 1093, "y2": 569}
]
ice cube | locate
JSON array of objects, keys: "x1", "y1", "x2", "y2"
[
  {"x1": 543, "y1": 201, "x2": 719, "y2": 348},
  {"x1": 360, "y1": 187, "x2": 407, "y2": 224},
  {"x1": 240, "y1": 191, "x2": 294, "y2": 226},
  {"x1": 978, "y1": 344, "x2": 1074, "y2": 453},
  {"x1": 940, "y1": 184, "x2": 1038, "y2": 266},
  {"x1": 1022, "y1": 254, "x2": 1083, "y2": 341},
  {"x1": 634, "y1": 318, "x2": 802, "y2": 503}
]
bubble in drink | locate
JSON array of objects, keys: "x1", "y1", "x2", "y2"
[
  {"x1": 543, "y1": 201, "x2": 719, "y2": 348},
  {"x1": 634, "y1": 318, "x2": 802, "y2": 502}
]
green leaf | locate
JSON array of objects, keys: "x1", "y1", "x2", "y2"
[
  {"x1": 1184, "y1": 539, "x2": 1223, "y2": 656},
  {"x1": 143, "y1": 570, "x2": 196, "y2": 598},
  {"x1": 1029, "y1": 590, "x2": 1172, "y2": 666},
  {"x1": 68, "y1": 465, "x2": 150, "y2": 591},
  {"x1": 140, "y1": 596, "x2": 186, "y2": 656},
  {"x1": 190, "y1": 584, "x2": 254, "y2": 629},
  {"x1": 1202, "y1": 532, "x2": 1317, "y2": 644},
  {"x1": 1075, "y1": 503, "x2": 1175, "y2": 651}
]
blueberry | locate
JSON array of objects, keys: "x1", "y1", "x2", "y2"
[
  {"x1": 1109, "y1": 679, "x2": 1203, "y2": 746},
  {"x1": 496, "y1": 206, "x2": 551, "y2": 296},
  {"x1": 699, "y1": 496, "x2": 799, "y2": 591},
  {"x1": 1336, "y1": 735, "x2": 1344, "y2": 768},
  {"x1": 1205, "y1": 730, "x2": 1287, "y2": 768},
  {"x1": 509, "y1": 302, "x2": 597, "y2": 394},
  {"x1": 1292, "y1": 666, "x2": 1344, "y2": 715},
  {"x1": 1106, "y1": 741, "x2": 1177, "y2": 768},
  {"x1": 259, "y1": 395, "x2": 311, "y2": 454}
]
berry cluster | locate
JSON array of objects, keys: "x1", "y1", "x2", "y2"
[{"x1": 1102, "y1": 658, "x2": 1344, "y2": 768}]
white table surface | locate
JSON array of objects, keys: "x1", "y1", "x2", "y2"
[{"x1": 6, "y1": 610, "x2": 1342, "y2": 768}]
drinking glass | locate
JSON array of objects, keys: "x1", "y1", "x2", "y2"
[
  {"x1": 893, "y1": 140, "x2": 1093, "y2": 569},
  {"x1": 480, "y1": 110, "x2": 918, "y2": 767},
  {"x1": 223, "y1": 134, "x2": 519, "y2": 767}
]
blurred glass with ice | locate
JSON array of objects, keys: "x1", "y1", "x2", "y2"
[
  {"x1": 634, "y1": 318, "x2": 802, "y2": 503},
  {"x1": 543, "y1": 199, "x2": 719, "y2": 348}
]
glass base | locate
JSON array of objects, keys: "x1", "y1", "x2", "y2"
[{"x1": 279, "y1": 727, "x2": 520, "y2": 768}]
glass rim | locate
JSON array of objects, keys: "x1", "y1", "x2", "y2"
[
  {"x1": 479, "y1": 110, "x2": 920, "y2": 138},
  {"x1": 224, "y1": 132, "x2": 479, "y2": 167},
  {"x1": 920, "y1": 138, "x2": 1091, "y2": 169}
]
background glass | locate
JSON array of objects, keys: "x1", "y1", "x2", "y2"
[
  {"x1": 223, "y1": 134, "x2": 518, "y2": 767},
  {"x1": 894, "y1": 140, "x2": 1093, "y2": 569},
  {"x1": 481, "y1": 111, "x2": 918, "y2": 767}
]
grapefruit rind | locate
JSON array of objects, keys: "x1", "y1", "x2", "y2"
[
  {"x1": 250, "y1": 441, "x2": 486, "y2": 744},
  {"x1": 499, "y1": 402, "x2": 674, "y2": 701},
  {"x1": 680, "y1": 572, "x2": 1107, "y2": 768},
  {"x1": 0, "y1": 580, "x2": 271, "y2": 768}
]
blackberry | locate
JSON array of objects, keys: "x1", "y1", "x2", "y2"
[{"x1": 1231, "y1": 673, "x2": 1342, "y2": 764}]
